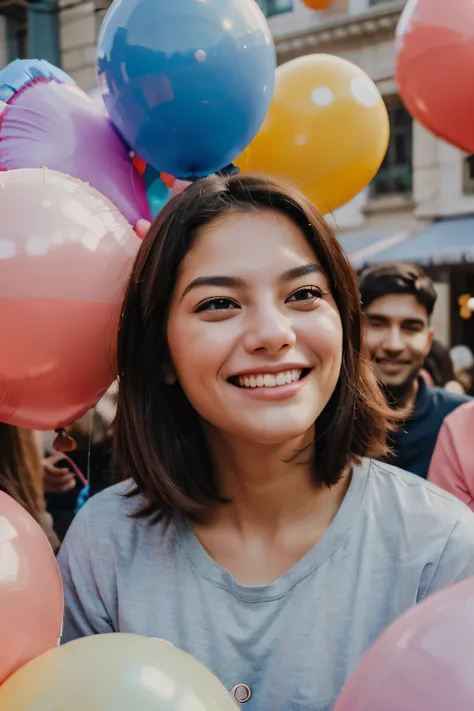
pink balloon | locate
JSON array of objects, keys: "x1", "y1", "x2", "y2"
[
  {"x1": 0, "y1": 492, "x2": 64, "y2": 684},
  {"x1": 0, "y1": 167, "x2": 139, "y2": 430},
  {"x1": 335, "y1": 578, "x2": 474, "y2": 711},
  {"x1": 171, "y1": 179, "x2": 192, "y2": 198}
]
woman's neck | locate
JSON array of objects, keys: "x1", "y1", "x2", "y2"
[
  {"x1": 193, "y1": 426, "x2": 351, "y2": 585},
  {"x1": 201, "y1": 426, "x2": 349, "y2": 536}
]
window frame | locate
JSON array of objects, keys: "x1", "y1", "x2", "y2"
[{"x1": 370, "y1": 96, "x2": 413, "y2": 198}]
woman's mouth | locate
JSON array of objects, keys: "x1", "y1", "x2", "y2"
[{"x1": 229, "y1": 368, "x2": 311, "y2": 389}]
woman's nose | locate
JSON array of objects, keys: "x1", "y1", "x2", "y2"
[{"x1": 243, "y1": 306, "x2": 296, "y2": 355}]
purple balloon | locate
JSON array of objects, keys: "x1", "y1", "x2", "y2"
[{"x1": 0, "y1": 69, "x2": 150, "y2": 225}]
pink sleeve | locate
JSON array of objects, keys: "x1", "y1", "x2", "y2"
[{"x1": 428, "y1": 418, "x2": 474, "y2": 510}]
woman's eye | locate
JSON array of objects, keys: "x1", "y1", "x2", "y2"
[
  {"x1": 195, "y1": 297, "x2": 239, "y2": 312},
  {"x1": 286, "y1": 286, "x2": 325, "y2": 303}
]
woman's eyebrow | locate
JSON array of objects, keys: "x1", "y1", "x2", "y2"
[
  {"x1": 281, "y1": 263, "x2": 326, "y2": 282},
  {"x1": 181, "y1": 263, "x2": 326, "y2": 301},
  {"x1": 181, "y1": 275, "x2": 244, "y2": 300}
]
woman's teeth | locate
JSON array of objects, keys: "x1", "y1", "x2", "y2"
[{"x1": 236, "y1": 369, "x2": 302, "y2": 389}]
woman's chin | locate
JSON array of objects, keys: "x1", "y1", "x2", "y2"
[{"x1": 218, "y1": 418, "x2": 315, "y2": 447}]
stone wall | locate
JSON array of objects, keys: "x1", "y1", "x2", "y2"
[{"x1": 59, "y1": 0, "x2": 99, "y2": 90}]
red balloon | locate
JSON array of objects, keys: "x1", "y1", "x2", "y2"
[
  {"x1": 132, "y1": 156, "x2": 147, "y2": 177},
  {"x1": 0, "y1": 167, "x2": 139, "y2": 430},
  {"x1": 302, "y1": 0, "x2": 332, "y2": 8},
  {"x1": 396, "y1": 0, "x2": 474, "y2": 153},
  {"x1": 335, "y1": 578, "x2": 474, "y2": 711},
  {"x1": 0, "y1": 492, "x2": 63, "y2": 685}
]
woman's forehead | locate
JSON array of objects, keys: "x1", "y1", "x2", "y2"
[{"x1": 179, "y1": 210, "x2": 321, "y2": 281}]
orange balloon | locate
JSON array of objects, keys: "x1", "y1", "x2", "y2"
[
  {"x1": 0, "y1": 492, "x2": 63, "y2": 685},
  {"x1": 302, "y1": 0, "x2": 333, "y2": 9},
  {"x1": 396, "y1": 0, "x2": 474, "y2": 153},
  {"x1": 235, "y1": 54, "x2": 389, "y2": 214}
]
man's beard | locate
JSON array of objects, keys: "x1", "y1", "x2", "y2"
[{"x1": 379, "y1": 370, "x2": 420, "y2": 410}]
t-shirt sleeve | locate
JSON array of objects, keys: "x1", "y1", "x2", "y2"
[
  {"x1": 428, "y1": 418, "x2": 474, "y2": 510},
  {"x1": 57, "y1": 504, "x2": 115, "y2": 643},
  {"x1": 421, "y1": 512, "x2": 474, "y2": 599}
]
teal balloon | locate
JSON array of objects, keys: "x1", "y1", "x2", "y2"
[{"x1": 146, "y1": 176, "x2": 170, "y2": 219}]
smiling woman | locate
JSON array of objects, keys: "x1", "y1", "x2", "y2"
[{"x1": 58, "y1": 174, "x2": 474, "y2": 711}]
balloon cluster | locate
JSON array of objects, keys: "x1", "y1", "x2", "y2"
[
  {"x1": 0, "y1": 0, "x2": 390, "y2": 432},
  {"x1": 0, "y1": 495, "x2": 237, "y2": 709},
  {"x1": 0, "y1": 0, "x2": 276, "y2": 432}
]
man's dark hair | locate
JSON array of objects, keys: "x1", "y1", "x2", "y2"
[{"x1": 359, "y1": 262, "x2": 437, "y2": 317}]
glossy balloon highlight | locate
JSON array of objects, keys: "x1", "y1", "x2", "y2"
[
  {"x1": 97, "y1": 0, "x2": 276, "y2": 179},
  {"x1": 236, "y1": 54, "x2": 389, "y2": 213},
  {"x1": 0, "y1": 168, "x2": 139, "y2": 430},
  {"x1": 0, "y1": 634, "x2": 239, "y2": 710},
  {"x1": 0, "y1": 492, "x2": 63, "y2": 685},
  {"x1": 396, "y1": 0, "x2": 474, "y2": 154}
]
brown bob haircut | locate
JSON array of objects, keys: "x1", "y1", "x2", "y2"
[{"x1": 114, "y1": 173, "x2": 393, "y2": 521}]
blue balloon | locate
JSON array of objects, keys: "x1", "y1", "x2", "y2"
[
  {"x1": 97, "y1": 0, "x2": 276, "y2": 180},
  {"x1": 0, "y1": 59, "x2": 74, "y2": 103}
]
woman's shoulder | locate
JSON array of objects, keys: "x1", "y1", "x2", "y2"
[
  {"x1": 365, "y1": 458, "x2": 474, "y2": 526},
  {"x1": 63, "y1": 479, "x2": 174, "y2": 552},
  {"x1": 81, "y1": 478, "x2": 142, "y2": 517}
]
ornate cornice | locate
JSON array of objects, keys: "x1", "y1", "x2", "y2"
[{"x1": 275, "y1": 1, "x2": 405, "y2": 60}]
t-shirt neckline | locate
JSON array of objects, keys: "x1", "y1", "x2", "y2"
[{"x1": 177, "y1": 459, "x2": 371, "y2": 603}]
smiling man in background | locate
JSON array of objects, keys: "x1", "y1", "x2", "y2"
[{"x1": 359, "y1": 262, "x2": 470, "y2": 478}]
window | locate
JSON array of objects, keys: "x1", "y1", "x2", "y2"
[
  {"x1": 370, "y1": 97, "x2": 413, "y2": 197},
  {"x1": 256, "y1": 0, "x2": 293, "y2": 18},
  {"x1": 6, "y1": 17, "x2": 27, "y2": 61},
  {"x1": 2, "y1": 6, "x2": 28, "y2": 63},
  {"x1": 463, "y1": 156, "x2": 474, "y2": 195}
]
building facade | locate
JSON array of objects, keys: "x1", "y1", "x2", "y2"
[{"x1": 2, "y1": 0, "x2": 473, "y2": 346}]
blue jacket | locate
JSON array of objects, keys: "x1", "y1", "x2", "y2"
[{"x1": 383, "y1": 377, "x2": 470, "y2": 478}]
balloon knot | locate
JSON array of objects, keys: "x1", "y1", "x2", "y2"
[
  {"x1": 216, "y1": 163, "x2": 240, "y2": 178},
  {"x1": 53, "y1": 428, "x2": 77, "y2": 453}
]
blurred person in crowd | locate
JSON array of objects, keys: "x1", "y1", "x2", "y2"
[
  {"x1": 450, "y1": 344, "x2": 474, "y2": 395},
  {"x1": 41, "y1": 383, "x2": 117, "y2": 541},
  {"x1": 429, "y1": 400, "x2": 474, "y2": 511},
  {"x1": 422, "y1": 339, "x2": 465, "y2": 394},
  {"x1": 360, "y1": 263, "x2": 470, "y2": 478},
  {"x1": 0, "y1": 423, "x2": 60, "y2": 551}
]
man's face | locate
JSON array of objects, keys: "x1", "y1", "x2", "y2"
[{"x1": 364, "y1": 293, "x2": 434, "y2": 392}]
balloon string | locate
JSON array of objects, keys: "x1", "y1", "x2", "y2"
[
  {"x1": 57, "y1": 454, "x2": 88, "y2": 488},
  {"x1": 86, "y1": 409, "x2": 95, "y2": 485}
]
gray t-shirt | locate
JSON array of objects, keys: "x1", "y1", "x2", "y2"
[{"x1": 58, "y1": 459, "x2": 474, "y2": 711}]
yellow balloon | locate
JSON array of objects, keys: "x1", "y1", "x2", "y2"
[
  {"x1": 0, "y1": 634, "x2": 238, "y2": 711},
  {"x1": 236, "y1": 54, "x2": 390, "y2": 214}
]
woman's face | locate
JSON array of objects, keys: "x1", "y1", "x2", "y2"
[{"x1": 167, "y1": 210, "x2": 343, "y2": 444}]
